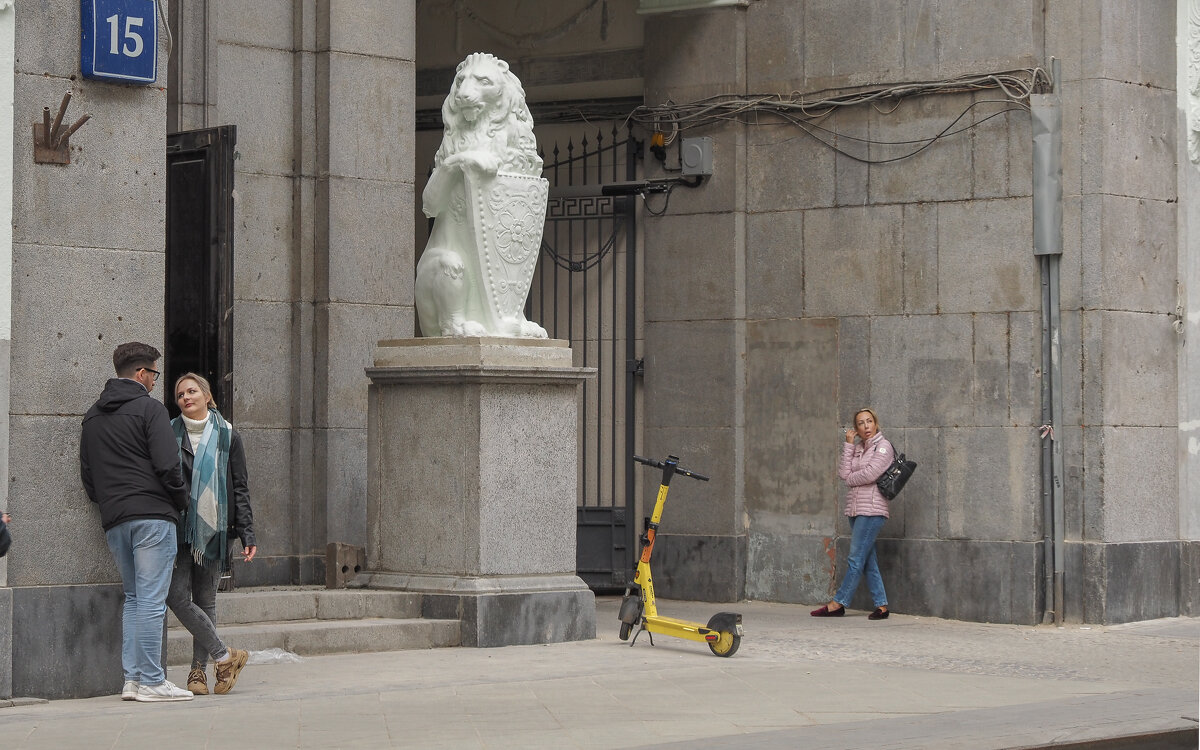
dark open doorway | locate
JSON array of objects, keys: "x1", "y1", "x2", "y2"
[{"x1": 165, "y1": 125, "x2": 236, "y2": 417}]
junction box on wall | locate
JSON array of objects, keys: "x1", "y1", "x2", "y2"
[
  {"x1": 553, "y1": 135, "x2": 711, "y2": 199},
  {"x1": 680, "y1": 136, "x2": 713, "y2": 176}
]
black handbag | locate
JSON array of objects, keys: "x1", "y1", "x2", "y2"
[
  {"x1": 876, "y1": 453, "x2": 916, "y2": 500},
  {"x1": 0, "y1": 518, "x2": 10, "y2": 557}
]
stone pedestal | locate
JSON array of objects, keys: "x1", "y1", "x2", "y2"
[{"x1": 361, "y1": 337, "x2": 596, "y2": 646}]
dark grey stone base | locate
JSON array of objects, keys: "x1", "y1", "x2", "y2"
[
  {"x1": 859, "y1": 538, "x2": 1043, "y2": 624},
  {"x1": 649, "y1": 533, "x2": 747, "y2": 602},
  {"x1": 1181, "y1": 541, "x2": 1200, "y2": 617},
  {"x1": 227, "y1": 553, "x2": 324, "y2": 589},
  {"x1": 742, "y1": 533, "x2": 1043, "y2": 624},
  {"x1": 425, "y1": 589, "x2": 597, "y2": 647},
  {"x1": 0, "y1": 587, "x2": 11, "y2": 699},
  {"x1": 361, "y1": 572, "x2": 597, "y2": 647},
  {"x1": 746, "y1": 532, "x2": 838, "y2": 604},
  {"x1": 10, "y1": 584, "x2": 123, "y2": 700},
  {"x1": 743, "y1": 534, "x2": 1198, "y2": 625},
  {"x1": 1067, "y1": 540, "x2": 1194, "y2": 624}
]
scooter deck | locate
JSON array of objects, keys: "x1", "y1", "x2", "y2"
[{"x1": 644, "y1": 615, "x2": 716, "y2": 643}]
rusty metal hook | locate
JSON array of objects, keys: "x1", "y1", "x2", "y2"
[{"x1": 34, "y1": 91, "x2": 91, "y2": 165}]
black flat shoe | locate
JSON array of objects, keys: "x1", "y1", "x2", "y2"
[
  {"x1": 868, "y1": 607, "x2": 889, "y2": 620},
  {"x1": 810, "y1": 605, "x2": 845, "y2": 617}
]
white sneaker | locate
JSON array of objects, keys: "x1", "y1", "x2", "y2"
[
  {"x1": 134, "y1": 680, "x2": 194, "y2": 702},
  {"x1": 121, "y1": 680, "x2": 139, "y2": 700}
]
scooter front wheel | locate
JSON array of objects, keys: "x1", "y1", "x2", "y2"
[
  {"x1": 619, "y1": 621, "x2": 632, "y2": 641},
  {"x1": 707, "y1": 628, "x2": 740, "y2": 657}
]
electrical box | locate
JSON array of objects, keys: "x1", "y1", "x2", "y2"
[{"x1": 680, "y1": 137, "x2": 713, "y2": 176}]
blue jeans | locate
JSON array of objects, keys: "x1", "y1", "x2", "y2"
[
  {"x1": 105, "y1": 519, "x2": 178, "y2": 685},
  {"x1": 834, "y1": 515, "x2": 888, "y2": 609}
]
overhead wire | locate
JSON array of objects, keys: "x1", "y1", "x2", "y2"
[
  {"x1": 534, "y1": 67, "x2": 1050, "y2": 231},
  {"x1": 641, "y1": 185, "x2": 675, "y2": 217},
  {"x1": 628, "y1": 68, "x2": 1049, "y2": 166},
  {"x1": 775, "y1": 101, "x2": 1030, "y2": 165},
  {"x1": 540, "y1": 223, "x2": 622, "y2": 271}
]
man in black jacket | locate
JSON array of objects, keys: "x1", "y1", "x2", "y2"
[{"x1": 80, "y1": 342, "x2": 194, "y2": 702}]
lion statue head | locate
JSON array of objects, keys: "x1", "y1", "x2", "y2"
[{"x1": 436, "y1": 52, "x2": 542, "y2": 176}]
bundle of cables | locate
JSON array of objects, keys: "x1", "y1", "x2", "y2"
[{"x1": 628, "y1": 68, "x2": 1051, "y2": 165}]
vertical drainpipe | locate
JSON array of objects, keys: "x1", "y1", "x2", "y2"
[
  {"x1": 1032, "y1": 59, "x2": 1066, "y2": 626},
  {"x1": 1038, "y1": 246, "x2": 1054, "y2": 620}
]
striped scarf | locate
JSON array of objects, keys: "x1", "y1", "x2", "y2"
[{"x1": 172, "y1": 409, "x2": 232, "y2": 570}]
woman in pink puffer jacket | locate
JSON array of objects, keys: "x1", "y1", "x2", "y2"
[{"x1": 811, "y1": 408, "x2": 893, "y2": 620}]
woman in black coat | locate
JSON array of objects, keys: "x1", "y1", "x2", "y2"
[{"x1": 165, "y1": 372, "x2": 256, "y2": 697}]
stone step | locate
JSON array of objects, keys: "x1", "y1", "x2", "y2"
[
  {"x1": 167, "y1": 616, "x2": 461, "y2": 665},
  {"x1": 166, "y1": 587, "x2": 424, "y2": 628}
]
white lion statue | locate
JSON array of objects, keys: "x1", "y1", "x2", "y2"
[{"x1": 416, "y1": 53, "x2": 549, "y2": 339}]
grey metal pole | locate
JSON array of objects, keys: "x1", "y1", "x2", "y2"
[
  {"x1": 1039, "y1": 256, "x2": 1055, "y2": 623},
  {"x1": 1049, "y1": 254, "x2": 1066, "y2": 627},
  {"x1": 1031, "y1": 58, "x2": 1065, "y2": 625}
]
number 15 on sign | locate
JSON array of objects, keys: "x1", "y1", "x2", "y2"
[{"x1": 81, "y1": 0, "x2": 158, "y2": 85}]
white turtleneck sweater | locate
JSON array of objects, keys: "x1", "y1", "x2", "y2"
[{"x1": 182, "y1": 413, "x2": 208, "y2": 451}]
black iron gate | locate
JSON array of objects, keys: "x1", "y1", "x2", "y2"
[{"x1": 530, "y1": 125, "x2": 640, "y2": 591}]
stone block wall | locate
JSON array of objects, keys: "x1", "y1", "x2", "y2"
[
  {"x1": 5, "y1": 0, "x2": 169, "y2": 698},
  {"x1": 0, "y1": 1, "x2": 419, "y2": 699},
  {"x1": 638, "y1": 0, "x2": 1185, "y2": 624},
  {"x1": 0, "y1": 0, "x2": 1178, "y2": 704},
  {"x1": 168, "y1": 1, "x2": 417, "y2": 586}
]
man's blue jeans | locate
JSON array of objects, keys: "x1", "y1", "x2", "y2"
[
  {"x1": 833, "y1": 515, "x2": 888, "y2": 609},
  {"x1": 105, "y1": 519, "x2": 177, "y2": 685}
]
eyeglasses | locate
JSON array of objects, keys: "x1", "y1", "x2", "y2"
[{"x1": 140, "y1": 367, "x2": 161, "y2": 381}]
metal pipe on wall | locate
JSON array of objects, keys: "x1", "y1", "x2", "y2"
[
  {"x1": 1032, "y1": 58, "x2": 1066, "y2": 625},
  {"x1": 1039, "y1": 240, "x2": 1055, "y2": 623},
  {"x1": 1049, "y1": 254, "x2": 1066, "y2": 626}
]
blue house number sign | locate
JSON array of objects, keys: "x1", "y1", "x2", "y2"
[{"x1": 81, "y1": 0, "x2": 158, "y2": 84}]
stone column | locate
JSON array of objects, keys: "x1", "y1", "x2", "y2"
[
  {"x1": 1050, "y1": 0, "x2": 1182, "y2": 623},
  {"x1": 7, "y1": 0, "x2": 168, "y2": 699},
  {"x1": 1177, "y1": 0, "x2": 1200, "y2": 615},
  {"x1": 310, "y1": 0, "x2": 417, "y2": 568},
  {"x1": 0, "y1": 1, "x2": 11, "y2": 699},
  {"x1": 362, "y1": 338, "x2": 596, "y2": 647},
  {"x1": 639, "y1": 7, "x2": 750, "y2": 602}
]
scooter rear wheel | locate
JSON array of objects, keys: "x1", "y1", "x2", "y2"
[
  {"x1": 619, "y1": 621, "x2": 632, "y2": 641},
  {"x1": 708, "y1": 628, "x2": 740, "y2": 657}
]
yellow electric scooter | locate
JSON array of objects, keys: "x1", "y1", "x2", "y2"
[{"x1": 617, "y1": 454, "x2": 743, "y2": 657}]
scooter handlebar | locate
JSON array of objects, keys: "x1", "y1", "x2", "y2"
[{"x1": 632, "y1": 455, "x2": 710, "y2": 482}]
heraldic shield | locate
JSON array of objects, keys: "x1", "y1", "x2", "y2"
[{"x1": 463, "y1": 170, "x2": 549, "y2": 324}]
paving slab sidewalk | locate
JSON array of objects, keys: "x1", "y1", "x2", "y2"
[{"x1": 4, "y1": 597, "x2": 1197, "y2": 749}]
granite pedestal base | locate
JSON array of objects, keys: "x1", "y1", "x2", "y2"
[
  {"x1": 360, "y1": 571, "x2": 595, "y2": 647},
  {"x1": 363, "y1": 338, "x2": 596, "y2": 647}
]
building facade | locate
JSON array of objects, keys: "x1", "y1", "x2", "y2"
[{"x1": 0, "y1": 0, "x2": 1195, "y2": 700}]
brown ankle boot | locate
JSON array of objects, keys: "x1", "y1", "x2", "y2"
[{"x1": 186, "y1": 667, "x2": 209, "y2": 695}]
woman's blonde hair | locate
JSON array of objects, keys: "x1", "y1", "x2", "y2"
[
  {"x1": 174, "y1": 372, "x2": 217, "y2": 410},
  {"x1": 852, "y1": 407, "x2": 880, "y2": 430}
]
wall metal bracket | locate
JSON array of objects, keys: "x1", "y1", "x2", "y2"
[{"x1": 33, "y1": 92, "x2": 90, "y2": 165}]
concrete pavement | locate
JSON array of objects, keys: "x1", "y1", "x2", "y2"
[{"x1": 4, "y1": 596, "x2": 1197, "y2": 749}]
